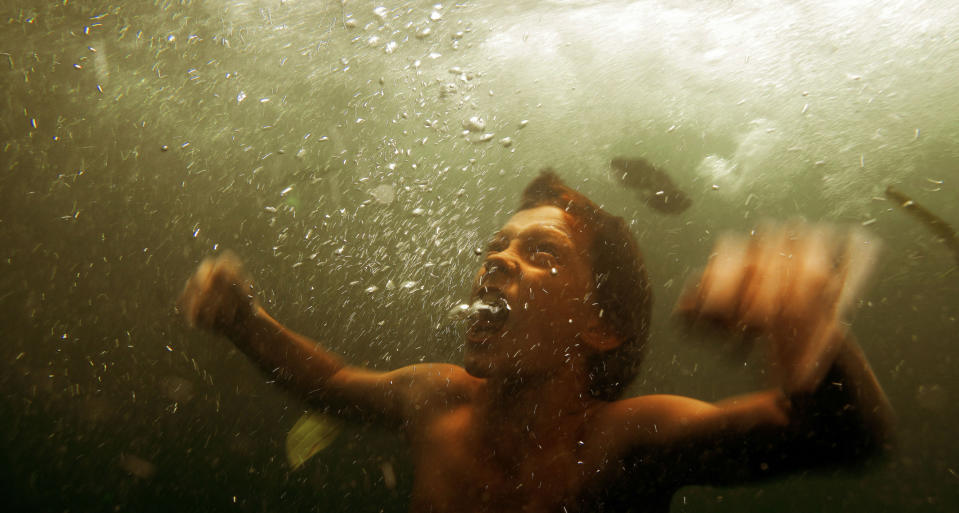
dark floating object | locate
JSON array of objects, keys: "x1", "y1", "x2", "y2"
[
  {"x1": 885, "y1": 185, "x2": 959, "y2": 265},
  {"x1": 611, "y1": 157, "x2": 691, "y2": 214}
]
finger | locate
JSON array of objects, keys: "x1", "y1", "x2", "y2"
[
  {"x1": 834, "y1": 229, "x2": 879, "y2": 319},
  {"x1": 787, "y1": 224, "x2": 838, "y2": 325},
  {"x1": 178, "y1": 257, "x2": 216, "y2": 326},
  {"x1": 739, "y1": 224, "x2": 790, "y2": 329},
  {"x1": 678, "y1": 234, "x2": 749, "y2": 327}
]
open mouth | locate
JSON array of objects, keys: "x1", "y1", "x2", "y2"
[{"x1": 466, "y1": 288, "x2": 510, "y2": 340}]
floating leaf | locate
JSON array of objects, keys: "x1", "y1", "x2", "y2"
[{"x1": 285, "y1": 411, "x2": 342, "y2": 470}]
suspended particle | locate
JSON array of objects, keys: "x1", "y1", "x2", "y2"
[
  {"x1": 463, "y1": 116, "x2": 485, "y2": 132},
  {"x1": 550, "y1": 267, "x2": 558, "y2": 276}
]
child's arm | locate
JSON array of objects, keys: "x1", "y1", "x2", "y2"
[
  {"x1": 178, "y1": 252, "x2": 475, "y2": 428},
  {"x1": 606, "y1": 329, "x2": 891, "y2": 486},
  {"x1": 603, "y1": 223, "x2": 893, "y2": 486}
]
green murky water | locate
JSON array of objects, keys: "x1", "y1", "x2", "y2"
[{"x1": 1, "y1": 0, "x2": 957, "y2": 511}]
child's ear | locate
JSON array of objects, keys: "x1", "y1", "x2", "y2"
[{"x1": 582, "y1": 314, "x2": 622, "y2": 352}]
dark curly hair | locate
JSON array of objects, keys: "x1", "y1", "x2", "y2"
[{"x1": 518, "y1": 170, "x2": 652, "y2": 400}]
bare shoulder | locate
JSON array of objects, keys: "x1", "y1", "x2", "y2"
[
  {"x1": 390, "y1": 363, "x2": 478, "y2": 395},
  {"x1": 321, "y1": 362, "x2": 480, "y2": 426},
  {"x1": 379, "y1": 363, "x2": 480, "y2": 409}
]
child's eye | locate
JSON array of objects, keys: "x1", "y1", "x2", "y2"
[
  {"x1": 486, "y1": 237, "x2": 508, "y2": 253},
  {"x1": 530, "y1": 246, "x2": 559, "y2": 265}
]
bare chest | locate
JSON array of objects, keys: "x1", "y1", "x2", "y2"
[{"x1": 408, "y1": 408, "x2": 617, "y2": 513}]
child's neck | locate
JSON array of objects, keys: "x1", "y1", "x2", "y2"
[{"x1": 479, "y1": 359, "x2": 599, "y2": 442}]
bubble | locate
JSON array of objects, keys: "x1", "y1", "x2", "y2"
[
  {"x1": 447, "y1": 298, "x2": 509, "y2": 322},
  {"x1": 370, "y1": 184, "x2": 395, "y2": 205},
  {"x1": 550, "y1": 267, "x2": 558, "y2": 276},
  {"x1": 463, "y1": 116, "x2": 486, "y2": 132},
  {"x1": 447, "y1": 303, "x2": 471, "y2": 320}
]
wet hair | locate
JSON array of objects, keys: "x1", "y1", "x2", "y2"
[{"x1": 519, "y1": 169, "x2": 652, "y2": 401}]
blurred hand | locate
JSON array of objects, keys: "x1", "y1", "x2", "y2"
[
  {"x1": 178, "y1": 251, "x2": 258, "y2": 339},
  {"x1": 675, "y1": 222, "x2": 877, "y2": 394}
]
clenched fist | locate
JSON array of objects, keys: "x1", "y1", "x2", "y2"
[
  {"x1": 178, "y1": 251, "x2": 258, "y2": 339},
  {"x1": 676, "y1": 222, "x2": 878, "y2": 394}
]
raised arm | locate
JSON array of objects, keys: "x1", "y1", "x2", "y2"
[
  {"x1": 604, "y1": 223, "x2": 893, "y2": 487},
  {"x1": 177, "y1": 252, "x2": 474, "y2": 428}
]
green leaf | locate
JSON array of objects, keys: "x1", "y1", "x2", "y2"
[{"x1": 285, "y1": 411, "x2": 342, "y2": 470}]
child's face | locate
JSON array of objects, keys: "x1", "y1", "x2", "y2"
[{"x1": 463, "y1": 205, "x2": 603, "y2": 379}]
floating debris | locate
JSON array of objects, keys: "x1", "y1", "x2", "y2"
[
  {"x1": 118, "y1": 453, "x2": 156, "y2": 479},
  {"x1": 463, "y1": 116, "x2": 486, "y2": 132},
  {"x1": 285, "y1": 411, "x2": 342, "y2": 470},
  {"x1": 885, "y1": 185, "x2": 959, "y2": 265},
  {"x1": 611, "y1": 157, "x2": 692, "y2": 214}
]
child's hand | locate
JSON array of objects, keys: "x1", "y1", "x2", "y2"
[
  {"x1": 675, "y1": 222, "x2": 877, "y2": 394},
  {"x1": 178, "y1": 251, "x2": 258, "y2": 339}
]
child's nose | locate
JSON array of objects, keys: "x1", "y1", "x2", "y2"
[{"x1": 482, "y1": 253, "x2": 519, "y2": 282}]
